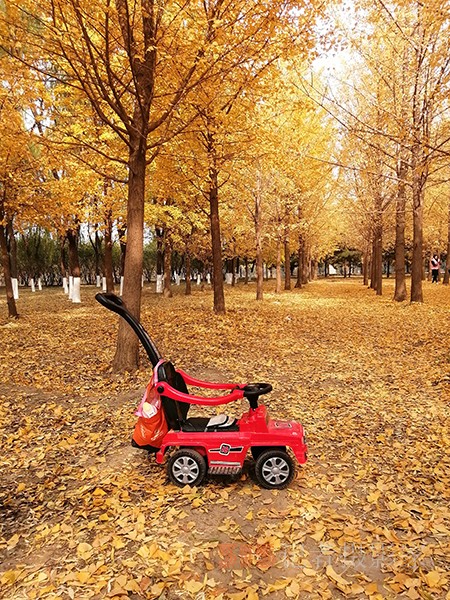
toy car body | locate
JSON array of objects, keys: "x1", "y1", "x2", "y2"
[{"x1": 96, "y1": 293, "x2": 308, "y2": 489}]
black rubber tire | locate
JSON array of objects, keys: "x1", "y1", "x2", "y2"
[
  {"x1": 167, "y1": 449, "x2": 207, "y2": 487},
  {"x1": 251, "y1": 445, "x2": 286, "y2": 461},
  {"x1": 254, "y1": 449, "x2": 295, "y2": 489}
]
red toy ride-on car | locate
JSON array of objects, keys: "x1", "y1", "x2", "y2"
[{"x1": 96, "y1": 293, "x2": 307, "y2": 489}]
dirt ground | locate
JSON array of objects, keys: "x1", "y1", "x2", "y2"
[{"x1": 0, "y1": 279, "x2": 449, "y2": 600}]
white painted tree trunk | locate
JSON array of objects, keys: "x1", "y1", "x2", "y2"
[
  {"x1": 142, "y1": 275, "x2": 145, "y2": 288},
  {"x1": 12, "y1": 278, "x2": 19, "y2": 300},
  {"x1": 63, "y1": 277, "x2": 69, "y2": 294},
  {"x1": 197, "y1": 274, "x2": 201, "y2": 285},
  {"x1": 102, "y1": 277, "x2": 107, "y2": 292},
  {"x1": 156, "y1": 274, "x2": 163, "y2": 294},
  {"x1": 175, "y1": 273, "x2": 181, "y2": 285},
  {"x1": 38, "y1": 278, "x2": 42, "y2": 291},
  {"x1": 120, "y1": 276, "x2": 124, "y2": 296},
  {"x1": 225, "y1": 273, "x2": 233, "y2": 284},
  {"x1": 72, "y1": 277, "x2": 81, "y2": 303},
  {"x1": 206, "y1": 273, "x2": 211, "y2": 285},
  {"x1": 30, "y1": 278, "x2": 36, "y2": 293},
  {"x1": 96, "y1": 275, "x2": 101, "y2": 288},
  {"x1": 68, "y1": 276, "x2": 74, "y2": 300}
]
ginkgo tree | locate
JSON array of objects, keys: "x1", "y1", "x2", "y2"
[
  {"x1": 0, "y1": 56, "x2": 40, "y2": 318},
  {"x1": 0, "y1": 0, "x2": 327, "y2": 368},
  {"x1": 315, "y1": 0, "x2": 450, "y2": 302}
]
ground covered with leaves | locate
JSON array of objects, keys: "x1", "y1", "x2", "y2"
[{"x1": 0, "y1": 279, "x2": 449, "y2": 600}]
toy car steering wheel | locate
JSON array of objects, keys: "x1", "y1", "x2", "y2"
[{"x1": 243, "y1": 383, "x2": 272, "y2": 408}]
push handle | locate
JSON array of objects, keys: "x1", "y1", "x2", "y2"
[
  {"x1": 96, "y1": 292, "x2": 125, "y2": 310},
  {"x1": 95, "y1": 293, "x2": 161, "y2": 367}
]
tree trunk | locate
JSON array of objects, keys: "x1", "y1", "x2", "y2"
[
  {"x1": 443, "y1": 202, "x2": 450, "y2": 285},
  {"x1": 410, "y1": 41, "x2": 427, "y2": 303},
  {"x1": 369, "y1": 242, "x2": 374, "y2": 286},
  {"x1": 67, "y1": 226, "x2": 81, "y2": 303},
  {"x1": 118, "y1": 225, "x2": 127, "y2": 292},
  {"x1": 295, "y1": 236, "x2": 303, "y2": 289},
  {"x1": 104, "y1": 211, "x2": 114, "y2": 293},
  {"x1": 7, "y1": 220, "x2": 18, "y2": 300},
  {"x1": 156, "y1": 226, "x2": 164, "y2": 294},
  {"x1": 231, "y1": 256, "x2": 236, "y2": 287},
  {"x1": 373, "y1": 221, "x2": 383, "y2": 295},
  {"x1": 163, "y1": 234, "x2": 173, "y2": 298},
  {"x1": 113, "y1": 144, "x2": 146, "y2": 371},
  {"x1": 90, "y1": 225, "x2": 102, "y2": 284},
  {"x1": 209, "y1": 164, "x2": 225, "y2": 315},
  {"x1": 363, "y1": 248, "x2": 369, "y2": 287},
  {"x1": 60, "y1": 234, "x2": 68, "y2": 293},
  {"x1": 284, "y1": 236, "x2": 291, "y2": 290},
  {"x1": 244, "y1": 257, "x2": 249, "y2": 284},
  {"x1": 255, "y1": 187, "x2": 263, "y2": 301},
  {"x1": 394, "y1": 159, "x2": 407, "y2": 301},
  {"x1": 302, "y1": 244, "x2": 309, "y2": 285},
  {"x1": 410, "y1": 162, "x2": 424, "y2": 303},
  {"x1": 275, "y1": 237, "x2": 282, "y2": 293},
  {"x1": 0, "y1": 220, "x2": 18, "y2": 319},
  {"x1": 185, "y1": 251, "x2": 192, "y2": 296}
]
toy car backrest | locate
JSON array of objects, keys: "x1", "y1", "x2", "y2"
[{"x1": 157, "y1": 361, "x2": 190, "y2": 429}]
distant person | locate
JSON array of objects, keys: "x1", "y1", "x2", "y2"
[{"x1": 430, "y1": 254, "x2": 440, "y2": 283}]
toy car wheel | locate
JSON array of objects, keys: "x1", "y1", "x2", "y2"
[
  {"x1": 251, "y1": 445, "x2": 286, "y2": 461},
  {"x1": 167, "y1": 449, "x2": 207, "y2": 487},
  {"x1": 255, "y1": 449, "x2": 295, "y2": 489}
]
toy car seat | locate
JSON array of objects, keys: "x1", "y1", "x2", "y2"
[{"x1": 156, "y1": 360, "x2": 239, "y2": 432}]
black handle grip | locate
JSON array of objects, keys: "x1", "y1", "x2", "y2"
[
  {"x1": 96, "y1": 292, "x2": 125, "y2": 310},
  {"x1": 95, "y1": 293, "x2": 161, "y2": 367}
]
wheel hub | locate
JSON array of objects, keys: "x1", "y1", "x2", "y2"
[
  {"x1": 173, "y1": 457, "x2": 199, "y2": 484},
  {"x1": 262, "y1": 457, "x2": 289, "y2": 484}
]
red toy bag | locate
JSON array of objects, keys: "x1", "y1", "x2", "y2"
[{"x1": 132, "y1": 376, "x2": 168, "y2": 448}]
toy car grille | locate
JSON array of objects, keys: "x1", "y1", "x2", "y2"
[{"x1": 208, "y1": 465, "x2": 242, "y2": 475}]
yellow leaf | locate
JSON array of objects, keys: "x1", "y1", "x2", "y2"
[
  {"x1": 0, "y1": 570, "x2": 21, "y2": 585},
  {"x1": 76, "y1": 571, "x2": 91, "y2": 584},
  {"x1": 365, "y1": 582, "x2": 379, "y2": 595},
  {"x1": 310, "y1": 526, "x2": 326, "y2": 542},
  {"x1": 125, "y1": 579, "x2": 141, "y2": 593},
  {"x1": 303, "y1": 568, "x2": 317, "y2": 577},
  {"x1": 267, "y1": 579, "x2": 291, "y2": 592},
  {"x1": 137, "y1": 545, "x2": 150, "y2": 559},
  {"x1": 77, "y1": 542, "x2": 93, "y2": 560},
  {"x1": 423, "y1": 570, "x2": 442, "y2": 588},
  {"x1": 286, "y1": 580, "x2": 300, "y2": 597},
  {"x1": 150, "y1": 582, "x2": 165, "y2": 596},
  {"x1": 326, "y1": 565, "x2": 350, "y2": 588},
  {"x1": 108, "y1": 584, "x2": 127, "y2": 597},
  {"x1": 7, "y1": 534, "x2": 20, "y2": 549},
  {"x1": 367, "y1": 490, "x2": 381, "y2": 503},
  {"x1": 184, "y1": 579, "x2": 204, "y2": 594},
  {"x1": 112, "y1": 537, "x2": 126, "y2": 550}
]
